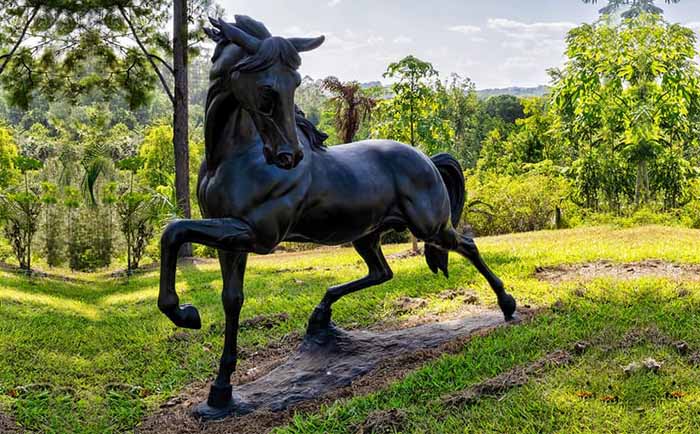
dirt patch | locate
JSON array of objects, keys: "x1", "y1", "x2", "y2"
[
  {"x1": 137, "y1": 309, "x2": 537, "y2": 434},
  {"x1": 619, "y1": 326, "x2": 673, "y2": 349},
  {"x1": 438, "y1": 287, "x2": 480, "y2": 304},
  {"x1": 535, "y1": 260, "x2": 700, "y2": 283},
  {"x1": 0, "y1": 411, "x2": 21, "y2": 433},
  {"x1": 240, "y1": 313, "x2": 289, "y2": 331},
  {"x1": 392, "y1": 297, "x2": 428, "y2": 314},
  {"x1": 386, "y1": 248, "x2": 424, "y2": 260},
  {"x1": 356, "y1": 408, "x2": 407, "y2": 434},
  {"x1": 442, "y1": 350, "x2": 573, "y2": 408}
]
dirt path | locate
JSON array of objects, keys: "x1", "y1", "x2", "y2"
[{"x1": 535, "y1": 260, "x2": 700, "y2": 283}]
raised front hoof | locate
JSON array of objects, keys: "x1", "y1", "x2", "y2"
[
  {"x1": 498, "y1": 293, "x2": 517, "y2": 322},
  {"x1": 165, "y1": 304, "x2": 202, "y2": 330}
]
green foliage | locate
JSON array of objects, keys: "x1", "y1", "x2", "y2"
[
  {"x1": 583, "y1": 0, "x2": 681, "y2": 18},
  {"x1": 0, "y1": 124, "x2": 19, "y2": 187},
  {"x1": 549, "y1": 14, "x2": 700, "y2": 211},
  {"x1": 373, "y1": 56, "x2": 454, "y2": 155},
  {"x1": 138, "y1": 123, "x2": 173, "y2": 188},
  {"x1": 483, "y1": 94, "x2": 525, "y2": 125},
  {"x1": 67, "y1": 206, "x2": 113, "y2": 271},
  {"x1": 435, "y1": 74, "x2": 482, "y2": 166},
  {"x1": 465, "y1": 166, "x2": 575, "y2": 236},
  {"x1": 40, "y1": 182, "x2": 64, "y2": 267},
  {"x1": 116, "y1": 158, "x2": 176, "y2": 273},
  {"x1": 321, "y1": 77, "x2": 376, "y2": 144},
  {"x1": 0, "y1": 190, "x2": 41, "y2": 271}
]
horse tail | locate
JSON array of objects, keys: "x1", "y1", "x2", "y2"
[{"x1": 425, "y1": 153, "x2": 465, "y2": 278}]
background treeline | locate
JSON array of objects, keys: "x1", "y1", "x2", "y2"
[{"x1": 2, "y1": 10, "x2": 700, "y2": 272}]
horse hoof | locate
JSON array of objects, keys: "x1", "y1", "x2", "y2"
[
  {"x1": 305, "y1": 307, "x2": 331, "y2": 335},
  {"x1": 192, "y1": 385, "x2": 253, "y2": 421},
  {"x1": 167, "y1": 304, "x2": 202, "y2": 330},
  {"x1": 499, "y1": 293, "x2": 517, "y2": 322},
  {"x1": 303, "y1": 321, "x2": 343, "y2": 349},
  {"x1": 192, "y1": 400, "x2": 235, "y2": 421}
]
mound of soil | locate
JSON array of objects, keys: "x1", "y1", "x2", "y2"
[
  {"x1": 535, "y1": 260, "x2": 700, "y2": 283},
  {"x1": 137, "y1": 310, "x2": 528, "y2": 434}
]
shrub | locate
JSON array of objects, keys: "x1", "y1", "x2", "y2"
[
  {"x1": 381, "y1": 230, "x2": 410, "y2": 244},
  {"x1": 0, "y1": 191, "x2": 42, "y2": 271},
  {"x1": 464, "y1": 170, "x2": 574, "y2": 236},
  {"x1": 41, "y1": 182, "x2": 64, "y2": 267},
  {"x1": 68, "y1": 207, "x2": 114, "y2": 271}
]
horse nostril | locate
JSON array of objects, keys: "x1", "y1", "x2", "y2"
[
  {"x1": 295, "y1": 152, "x2": 304, "y2": 165},
  {"x1": 276, "y1": 152, "x2": 294, "y2": 169}
]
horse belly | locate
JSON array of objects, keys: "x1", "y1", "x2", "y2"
[{"x1": 289, "y1": 186, "x2": 398, "y2": 245}]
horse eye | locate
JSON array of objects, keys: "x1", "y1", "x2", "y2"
[{"x1": 259, "y1": 87, "x2": 276, "y2": 115}]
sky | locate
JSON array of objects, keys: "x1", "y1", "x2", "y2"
[{"x1": 216, "y1": 0, "x2": 700, "y2": 89}]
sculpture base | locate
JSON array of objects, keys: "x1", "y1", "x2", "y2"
[{"x1": 194, "y1": 310, "x2": 506, "y2": 421}]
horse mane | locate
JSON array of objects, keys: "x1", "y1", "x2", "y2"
[{"x1": 206, "y1": 16, "x2": 328, "y2": 152}]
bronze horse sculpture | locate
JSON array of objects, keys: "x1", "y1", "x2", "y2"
[{"x1": 157, "y1": 15, "x2": 517, "y2": 419}]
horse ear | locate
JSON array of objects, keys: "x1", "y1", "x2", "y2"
[
  {"x1": 234, "y1": 15, "x2": 272, "y2": 39},
  {"x1": 217, "y1": 18, "x2": 261, "y2": 54},
  {"x1": 203, "y1": 26, "x2": 222, "y2": 43},
  {"x1": 289, "y1": 36, "x2": 325, "y2": 53}
]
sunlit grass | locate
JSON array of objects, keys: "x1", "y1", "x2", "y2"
[{"x1": 1, "y1": 225, "x2": 700, "y2": 433}]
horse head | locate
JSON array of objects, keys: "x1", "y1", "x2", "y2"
[{"x1": 205, "y1": 16, "x2": 324, "y2": 170}]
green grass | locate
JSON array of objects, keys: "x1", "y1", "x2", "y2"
[{"x1": 1, "y1": 225, "x2": 700, "y2": 433}]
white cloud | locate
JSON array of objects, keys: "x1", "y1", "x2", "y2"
[
  {"x1": 685, "y1": 22, "x2": 700, "y2": 31},
  {"x1": 448, "y1": 25, "x2": 481, "y2": 35},
  {"x1": 393, "y1": 35, "x2": 413, "y2": 44},
  {"x1": 487, "y1": 18, "x2": 575, "y2": 34},
  {"x1": 328, "y1": 0, "x2": 341, "y2": 7}
]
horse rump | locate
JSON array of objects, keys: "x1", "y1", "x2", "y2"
[{"x1": 425, "y1": 153, "x2": 466, "y2": 278}]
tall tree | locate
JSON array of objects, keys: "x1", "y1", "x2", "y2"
[
  {"x1": 583, "y1": 0, "x2": 680, "y2": 17},
  {"x1": 110, "y1": 0, "x2": 217, "y2": 256},
  {"x1": 552, "y1": 13, "x2": 700, "y2": 209},
  {"x1": 321, "y1": 76, "x2": 376, "y2": 144},
  {"x1": 436, "y1": 74, "x2": 481, "y2": 167},
  {"x1": 172, "y1": 0, "x2": 190, "y2": 255},
  {"x1": 373, "y1": 55, "x2": 454, "y2": 252}
]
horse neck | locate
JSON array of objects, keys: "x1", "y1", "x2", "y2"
[{"x1": 204, "y1": 87, "x2": 259, "y2": 169}]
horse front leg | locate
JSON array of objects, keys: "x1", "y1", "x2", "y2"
[
  {"x1": 158, "y1": 218, "x2": 255, "y2": 330},
  {"x1": 194, "y1": 251, "x2": 248, "y2": 420}
]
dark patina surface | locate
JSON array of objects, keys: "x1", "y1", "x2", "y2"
[{"x1": 157, "y1": 15, "x2": 516, "y2": 420}]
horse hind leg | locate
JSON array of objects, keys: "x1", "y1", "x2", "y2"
[
  {"x1": 435, "y1": 227, "x2": 517, "y2": 321},
  {"x1": 306, "y1": 231, "x2": 393, "y2": 342}
]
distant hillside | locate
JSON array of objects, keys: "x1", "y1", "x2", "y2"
[
  {"x1": 360, "y1": 81, "x2": 383, "y2": 89},
  {"x1": 477, "y1": 85, "x2": 550, "y2": 99}
]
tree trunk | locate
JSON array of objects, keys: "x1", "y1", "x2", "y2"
[
  {"x1": 173, "y1": 0, "x2": 192, "y2": 257},
  {"x1": 634, "y1": 160, "x2": 650, "y2": 207}
]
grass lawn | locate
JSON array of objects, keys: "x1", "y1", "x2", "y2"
[{"x1": 2, "y1": 225, "x2": 700, "y2": 433}]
